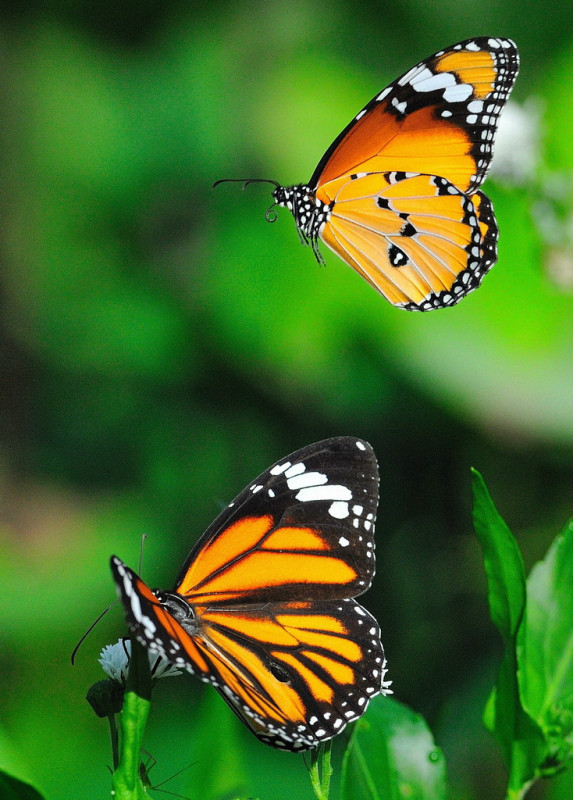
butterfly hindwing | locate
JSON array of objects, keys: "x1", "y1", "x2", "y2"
[
  {"x1": 320, "y1": 171, "x2": 498, "y2": 309},
  {"x1": 188, "y1": 599, "x2": 385, "y2": 749},
  {"x1": 111, "y1": 437, "x2": 387, "y2": 751}
]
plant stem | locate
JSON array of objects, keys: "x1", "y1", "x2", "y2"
[
  {"x1": 111, "y1": 638, "x2": 153, "y2": 799},
  {"x1": 108, "y1": 713, "x2": 120, "y2": 771},
  {"x1": 309, "y1": 740, "x2": 333, "y2": 800}
]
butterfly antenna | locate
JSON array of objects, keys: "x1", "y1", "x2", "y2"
[
  {"x1": 212, "y1": 177, "x2": 280, "y2": 191},
  {"x1": 70, "y1": 602, "x2": 117, "y2": 665},
  {"x1": 265, "y1": 203, "x2": 278, "y2": 223},
  {"x1": 213, "y1": 178, "x2": 282, "y2": 224},
  {"x1": 138, "y1": 533, "x2": 148, "y2": 576}
]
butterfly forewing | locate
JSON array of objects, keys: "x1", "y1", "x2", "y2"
[
  {"x1": 111, "y1": 437, "x2": 388, "y2": 751},
  {"x1": 310, "y1": 37, "x2": 519, "y2": 193},
  {"x1": 174, "y1": 437, "x2": 378, "y2": 604}
]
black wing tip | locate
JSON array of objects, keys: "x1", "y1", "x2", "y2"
[
  {"x1": 442, "y1": 36, "x2": 518, "y2": 53},
  {"x1": 308, "y1": 435, "x2": 374, "y2": 454}
]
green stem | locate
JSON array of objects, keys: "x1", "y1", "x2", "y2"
[
  {"x1": 111, "y1": 638, "x2": 153, "y2": 799},
  {"x1": 108, "y1": 713, "x2": 120, "y2": 771},
  {"x1": 308, "y1": 740, "x2": 333, "y2": 800}
]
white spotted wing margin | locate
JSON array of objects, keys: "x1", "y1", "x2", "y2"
[{"x1": 110, "y1": 437, "x2": 389, "y2": 751}]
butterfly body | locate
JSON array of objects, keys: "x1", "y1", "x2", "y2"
[
  {"x1": 112, "y1": 437, "x2": 389, "y2": 751},
  {"x1": 251, "y1": 38, "x2": 520, "y2": 310}
]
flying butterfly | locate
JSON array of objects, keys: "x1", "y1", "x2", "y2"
[
  {"x1": 111, "y1": 437, "x2": 389, "y2": 751},
  {"x1": 215, "y1": 37, "x2": 519, "y2": 310}
]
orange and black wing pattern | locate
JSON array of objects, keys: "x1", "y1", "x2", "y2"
[
  {"x1": 111, "y1": 437, "x2": 389, "y2": 750},
  {"x1": 272, "y1": 37, "x2": 519, "y2": 310}
]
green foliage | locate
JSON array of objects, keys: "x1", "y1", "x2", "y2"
[
  {"x1": 518, "y1": 522, "x2": 573, "y2": 774},
  {"x1": 472, "y1": 471, "x2": 573, "y2": 797},
  {"x1": 340, "y1": 696, "x2": 446, "y2": 800},
  {"x1": 309, "y1": 741, "x2": 333, "y2": 800}
]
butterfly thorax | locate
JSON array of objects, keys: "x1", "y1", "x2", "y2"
[
  {"x1": 155, "y1": 590, "x2": 201, "y2": 636},
  {"x1": 272, "y1": 184, "x2": 330, "y2": 263}
]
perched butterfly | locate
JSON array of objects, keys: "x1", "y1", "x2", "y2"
[
  {"x1": 111, "y1": 437, "x2": 389, "y2": 751},
  {"x1": 215, "y1": 37, "x2": 519, "y2": 310}
]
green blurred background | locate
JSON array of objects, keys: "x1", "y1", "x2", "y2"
[{"x1": 0, "y1": 1, "x2": 571, "y2": 798}]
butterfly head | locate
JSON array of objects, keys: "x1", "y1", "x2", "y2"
[{"x1": 155, "y1": 590, "x2": 201, "y2": 636}]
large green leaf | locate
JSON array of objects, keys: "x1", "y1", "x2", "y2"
[
  {"x1": 340, "y1": 696, "x2": 446, "y2": 800},
  {"x1": 471, "y1": 468, "x2": 527, "y2": 639},
  {"x1": 518, "y1": 520, "x2": 573, "y2": 772}
]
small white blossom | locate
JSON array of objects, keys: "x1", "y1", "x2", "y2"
[{"x1": 99, "y1": 638, "x2": 183, "y2": 685}]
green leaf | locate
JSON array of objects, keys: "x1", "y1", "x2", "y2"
[
  {"x1": 484, "y1": 647, "x2": 547, "y2": 790},
  {"x1": 340, "y1": 696, "x2": 446, "y2": 800},
  {"x1": 518, "y1": 520, "x2": 573, "y2": 772},
  {"x1": 471, "y1": 468, "x2": 526, "y2": 639},
  {"x1": 0, "y1": 772, "x2": 45, "y2": 800},
  {"x1": 472, "y1": 470, "x2": 548, "y2": 792}
]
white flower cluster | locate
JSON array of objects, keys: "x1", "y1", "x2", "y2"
[{"x1": 99, "y1": 638, "x2": 183, "y2": 685}]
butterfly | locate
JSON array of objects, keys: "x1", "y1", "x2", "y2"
[
  {"x1": 111, "y1": 437, "x2": 389, "y2": 751},
  {"x1": 215, "y1": 37, "x2": 519, "y2": 311}
]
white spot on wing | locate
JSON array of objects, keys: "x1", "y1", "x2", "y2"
[
  {"x1": 412, "y1": 71, "x2": 456, "y2": 92},
  {"x1": 295, "y1": 484, "x2": 352, "y2": 503},
  {"x1": 284, "y1": 462, "x2": 306, "y2": 479},
  {"x1": 286, "y1": 470, "x2": 327, "y2": 491},
  {"x1": 270, "y1": 461, "x2": 291, "y2": 476},
  {"x1": 376, "y1": 87, "x2": 391, "y2": 101},
  {"x1": 329, "y1": 501, "x2": 349, "y2": 519},
  {"x1": 443, "y1": 83, "x2": 473, "y2": 103}
]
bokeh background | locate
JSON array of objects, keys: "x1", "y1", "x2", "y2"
[{"x1": 0, "y1": 1, "x2": 571, "y2": 798}]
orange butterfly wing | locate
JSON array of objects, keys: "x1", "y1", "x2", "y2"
[
  {"x1": 319, "y1": 171, "x2": 496, "y2": 308},
  {"x1": 312, "y1": 38, "x2": 518, "y2": 193}
]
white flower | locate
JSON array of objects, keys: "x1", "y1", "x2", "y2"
[{"x1": 99, "y1": 638, "x2": 183, "y2": 685}]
